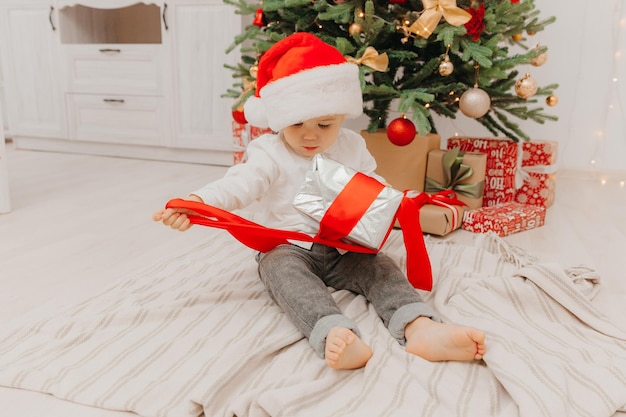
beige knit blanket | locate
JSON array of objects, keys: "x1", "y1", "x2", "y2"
[{"x1": 1, "y1": 230, "x2": 625, "y2": 417}]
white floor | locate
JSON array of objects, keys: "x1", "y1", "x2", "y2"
[{"x1": 0, "y1": 142, "x2": 625, "y2": 414}]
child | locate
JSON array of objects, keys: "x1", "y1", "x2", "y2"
[{"x1": 153, "y1": 33, "x2": 486, "y2": 370}]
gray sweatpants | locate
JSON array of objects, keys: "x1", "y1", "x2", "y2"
[{"x1": 256, "y1": 243, "x2": 440, "y2": 358}]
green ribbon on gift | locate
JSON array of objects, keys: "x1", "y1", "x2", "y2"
[{"x1": 424, "y1": 147, "x2": 484, "y2": 199}]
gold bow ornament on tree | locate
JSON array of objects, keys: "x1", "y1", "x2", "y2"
[
  {"x1": 346, "y1": 46, "x2": 389, "y2": 72},
  {"x1": 408, "y1": 0, "x2": 472, "y2": 39}
]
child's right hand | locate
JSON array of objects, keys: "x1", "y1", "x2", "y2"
[
  {"x1": 153, "y1": 195, "x2": 203, "y2": 232},
  {"x1": 152, "y1": 207, "x2": 195, "y2": 232}
]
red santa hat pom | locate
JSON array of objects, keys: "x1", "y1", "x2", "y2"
[{"x1": 243, "y1": 33, "x2": 363, "y2": 132}]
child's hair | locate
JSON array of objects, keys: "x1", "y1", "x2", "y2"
[{"x1": 244, "y1": 33, "x2": 363, "y2": 132}]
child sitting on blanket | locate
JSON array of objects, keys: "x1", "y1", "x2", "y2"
[{"x1": 153, "y1": 32, "x2": 486, "y2": 370}]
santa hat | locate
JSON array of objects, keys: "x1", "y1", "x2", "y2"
[{"x1": 243, "y1": 33, "x2": 363, "y2": 132}]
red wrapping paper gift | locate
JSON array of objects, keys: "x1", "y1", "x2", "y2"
[
  {"x1": 461, "y1": 202, "x2": 546, "y2": 237},
  {"x1": 447, "y1": 137, "x2": 518, "y2": 207},
  {"x1": 514, "y1": 140, "x2": 558, "y2": 208},
  {"x1": 233, "y1": 121, "x2": 273, "y2": 164}
]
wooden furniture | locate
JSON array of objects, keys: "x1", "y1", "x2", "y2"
[{"x1": 0, "y1": 0, "x2": 242, "y2": 166}]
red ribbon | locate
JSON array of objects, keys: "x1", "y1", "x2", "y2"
[
  {"x1": 318, "y1": 172, "x2": 385, "y2": 243},
  {"x1": 163, "y1": 188, "x2": 469, "y2": 292}
]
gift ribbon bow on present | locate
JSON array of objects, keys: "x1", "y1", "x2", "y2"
[
  {"x1": 166, "y1": 181, "x2": 435, "y2": 291},
  {"x1": 514, "y1": 142, "x2": 558, "y2": 189},
  {"x1": 424, "y1": 147, "x2": 484, "y2": 199},
  {"x1": 345, "y1": 46, "x2": 389, "y2": 72},
  {"x1": 408, "y1": 0, "x2": 472, "y2": 39},
  {"x1": 416, "y1": 189, "x2": 468, "y2": 231}
]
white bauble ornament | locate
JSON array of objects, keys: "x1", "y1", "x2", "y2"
[{"x1": 459, "y1": 87, "x2": 491, "y2": 118}]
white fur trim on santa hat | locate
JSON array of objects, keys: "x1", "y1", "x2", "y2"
[
  {"x1": 242, "y1": 96, "x2": 269, "y2": 129},
  {"x1": 247, "y1": 62, "x2": 362, "y2": 132}
]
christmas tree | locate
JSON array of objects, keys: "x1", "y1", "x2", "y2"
[{"x1": 223, "y1": 0, "x2": 558, "y2": 142}]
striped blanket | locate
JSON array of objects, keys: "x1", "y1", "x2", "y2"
[{"x1": 1, "y1": 230, "x2": 625, "y2": 417}]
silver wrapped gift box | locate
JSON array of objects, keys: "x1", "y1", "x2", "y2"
[{"x1": 293, "y1": 154, "x2": 404, "y2": 250}]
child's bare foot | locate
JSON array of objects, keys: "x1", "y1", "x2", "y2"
[
  {"x1": 405, "y1": 317, "x2": 486, "y2": 362},
  {"x1": 325, "y1": 327, "x2": 373, "y2": 370}
]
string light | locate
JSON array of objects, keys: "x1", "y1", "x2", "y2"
[{"x1": 587, "y1": 0, "x2": 625, "y2": 189}]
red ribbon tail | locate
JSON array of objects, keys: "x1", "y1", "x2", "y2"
[{"x1": 397, "y1": 194, "x2": 433, "y2": 291}]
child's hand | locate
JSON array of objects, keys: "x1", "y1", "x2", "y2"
[
  {"x1": 153, "y1": 195, "x2": 203, "y2": 232},
  {"x1": 152, "y1": 207, "x2": 194, "y2": 232}
]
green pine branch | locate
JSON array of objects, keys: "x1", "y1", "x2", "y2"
[{"x1": 221, "y1": 0, "x2": 559, "y2": 142}]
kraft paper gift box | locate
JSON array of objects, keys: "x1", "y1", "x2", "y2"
[
  {"x1": 424, "y1": 148, "x2": 487, "y2": 209},
  {"x1": 420, "y1": 203, "x2": 466, "y2": 236},
  {"x1": 514, "y1": 140, "x2": 558, "y2": 208},
  {"x1": 447, "y1": 137, "x2": 518, "y2": 207},
  {"x1": 461, "y1": 202, "x2": 546, "y2": 237},
  {"x1": 293, "y1": 154, "x2": 404, "y2": 250},
  {"x1": 362, "y1": 130, "x2": 441, "y2": 192}
]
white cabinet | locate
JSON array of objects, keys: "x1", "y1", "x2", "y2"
[
  {"x1": 0, "y1": 0, "x2": 241, "y2": 166},
  {"x1": 167, "y1": 1, "x2": 240, "y2": 153},
  {"x1": 0, "y1": 99, "x2": 9, "y2": 214},
  {"x1": 0, "y1": 1, "x2": 67, "y2": 139}
]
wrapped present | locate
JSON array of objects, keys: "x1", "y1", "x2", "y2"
[
  {"x1": 392, "y1": 190, "x2": 467, "y2": 236},
  {"x1": 420, "y1": 204, "x2": 465, "y2": 236},
  {"x1": 293, "y1": 154, "x2": 404, "y2": 250},
  {"x1": 462, "y1": 202, "x2": 546, "y2": 237},
  {"x1": 232, "y1": 121, "x2": 248, "y2": 165},
  {"x1": 293, "y1": 155, "x2": 434, "y2": 290},
  {"x1": 424, "y1": 148, "x2": 486, "y2": 209},
  {"x1": 447, "y1": 137, "x2": 518, "y2": 207},
  {"x1": 232, "y1": 121, "x2": 273, "y2": 165},
  {"x1": 362, "y1": 130, "x2": 441, "y2": 192},
  {"x1": 514, "y1": 140, "x2": 558, "y2": 208}
]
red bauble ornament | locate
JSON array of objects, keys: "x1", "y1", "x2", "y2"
[
  {"x1": 387, "y1": 116, "x2": 416, "y2": 146},
  {"x1": 389, "y1": 0, "x2": 406, "y2": 4},
  {"x1": 252, "y1": 8, "x2": 266, "y2": 27},
  {"x1": 232, "y1": 108, "x2": 247, "y2": 124}
]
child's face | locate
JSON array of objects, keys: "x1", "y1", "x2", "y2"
[{"x1": 282, "y1": 115, "x2": 346, "y2": 158}]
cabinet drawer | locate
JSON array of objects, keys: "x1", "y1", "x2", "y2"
[
  {"x1": 66, "y1": 94, "x2": 169, "y2": 146},
  {"x1": 65, "y1": 45, "x2": 164, "y2": 95}
]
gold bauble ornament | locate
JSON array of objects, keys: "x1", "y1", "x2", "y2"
[
  {"x1": 530, "y1": 52, "x2": 548, "y2": 66},
  {"x1": 515, "y1": 73, "x2": 538, "y2": 99},
  {"x1": 546, "y1": 94, "x2": 559, "y2": 107},
  {"x1": 512, "y1": 33, "x2": 523, "y2": 42},
  {"x1": 459, "y1": 87, "x2": 491, "y2": 118},
  {"x1": 349, "y1": 22, "x2": 362, "y2": 36},
  {"x1": 530, "y1": 49, "x2": 548, "y2": 67},
  {"x1": 249, "y1": 64, "x2": 259, "y2": 78},
  {"x1": 438, "y1": 56, "x2": 454, "y2": 76}
]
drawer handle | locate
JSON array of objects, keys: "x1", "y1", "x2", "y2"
[
  {"x1": 49, "y1": 6, "x2": 56, "y2": 31},
  {"x1": 103, "y1": 99, "x2": 125, "y2": 104},
  {"x1": 99, "y1": 48, "x2": 121, "y2": 53},
  {"x1": 163, "y1": 3, "x2": 169, "y2": 31}
]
